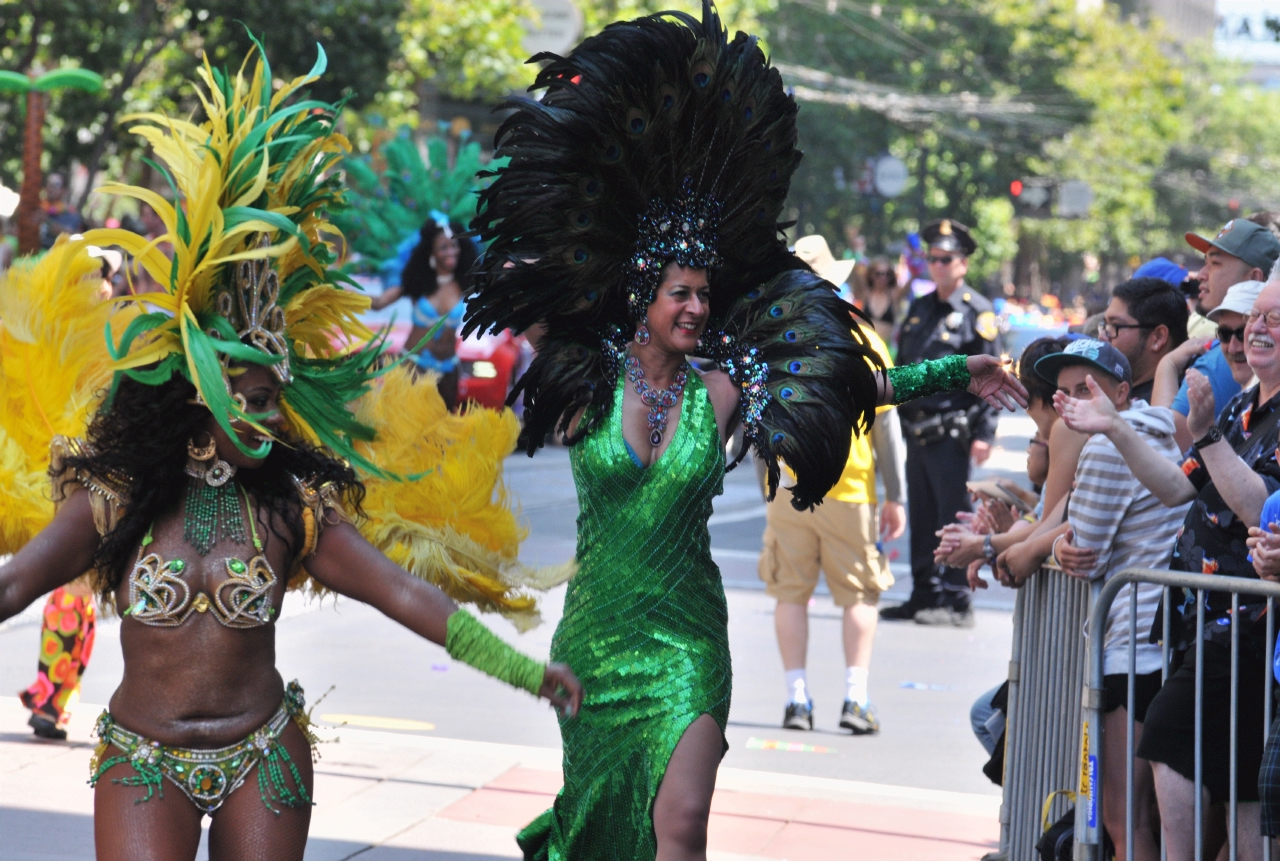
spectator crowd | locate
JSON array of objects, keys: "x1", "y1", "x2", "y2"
[{"x1": 932, "y1": 214, "x2": 1280, "y2": 861}]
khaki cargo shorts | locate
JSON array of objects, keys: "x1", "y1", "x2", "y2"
[{"x1": 758, "y1": 494, "x2": 894, "y2": 607}]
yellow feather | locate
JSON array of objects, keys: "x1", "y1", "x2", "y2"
[
  {"x1": 0, "y1": 239, "x2": 130, "y2": 553},
  {"x1": 347, "y1": 366, "x2": 574, "y2": 629}
]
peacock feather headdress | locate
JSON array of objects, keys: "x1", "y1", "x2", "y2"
[
  {"x1": 466, "y1": 0, "x2": 882, "y2": 509},
  {"x1": 80, "y1": 40, "x2": 383, "y2": 471}
]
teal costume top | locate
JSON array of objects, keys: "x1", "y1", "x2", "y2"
[{"x1": 518, "y1": 371, "x2": 730, "y2": 860}]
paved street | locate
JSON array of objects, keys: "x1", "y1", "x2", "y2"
[{"x1": 0, "y1": 412, "x2": 1036, "y2": 859}]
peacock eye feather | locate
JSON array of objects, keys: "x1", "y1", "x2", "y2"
[
  {"x1": 784, "y1": 330, "x2": 797, "y2": 342},
  {"x1": 771, "y1": 432, "x2": 786, "y2": 445},
  {"x1": 779, "y1": 387, "x2": 794, "y2": 400},
  {"x1": 769, "y1": 305, "x2": 784, "y2": 317},
  {"x1": 788, "y1": 360, "x2": 804, "y2": 373}
]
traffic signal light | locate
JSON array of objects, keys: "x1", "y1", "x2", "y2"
[{"x1": 1010, "y1": 178, "x2": 1052, "y2": 219}]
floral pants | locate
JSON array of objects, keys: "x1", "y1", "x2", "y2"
[{"x1": 19, "y1": 588, "x2": 96, "y2": 729}]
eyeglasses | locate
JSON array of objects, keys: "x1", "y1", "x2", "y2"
[
  {"x1": 1248, "y1": 309, "x2": 1280, "y2": 329},
  {"x1": 927, "y1": 255, "x2": 957, "y2": 266},
  {"x1": 1099, "y1": 321, "x2": 1149, "y2": 339},
  {"x1": 1216, "y1": 324, "x2": 1248, "y2": 344}
]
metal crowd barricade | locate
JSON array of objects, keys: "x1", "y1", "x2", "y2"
[
  {"x1": 1074, "y1": 569, "x2": 1280, "y2": 861},
  {"x1": 1000, "y1": 564, "x2": 1094, "y2": 861}
]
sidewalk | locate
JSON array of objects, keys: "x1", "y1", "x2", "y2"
[{"x1": 2, "y1": 695, "x2": 1000, "y2": 861}]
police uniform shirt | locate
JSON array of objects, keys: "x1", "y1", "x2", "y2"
[{"x1": 896, "y1": 285, "x2": 1001, "y2": 443}]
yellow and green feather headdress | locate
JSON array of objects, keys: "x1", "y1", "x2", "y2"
[{"x1": 82, "y1": 39, "x2": 383, "y2": 471}]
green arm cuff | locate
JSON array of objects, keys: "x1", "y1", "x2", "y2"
[
  {"x1": 887, "y1": 355, "x2": 971, "y2": 405},
  {"x1": 445, "y1": 610, "x2": 545, "y2": 697}
]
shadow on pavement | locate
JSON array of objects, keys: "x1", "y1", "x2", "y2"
[
  {"x1": 2, "y1": 808, "x2": 521, "y2": 861},
  {"x1": 3, "y1": 808, "x2": 93, "y2": 861}
]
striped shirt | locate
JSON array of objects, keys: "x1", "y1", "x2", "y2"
[{"x1": 1068, "y1": 401, "x2": 1190, "y2": 674}]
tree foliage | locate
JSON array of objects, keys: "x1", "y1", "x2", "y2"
[
  {"x1": 399, "y1": 0, "x2": 539, "y2": 101},
  {"x1": 0, "y1": 1, "x2": 400, "y2": 213}
]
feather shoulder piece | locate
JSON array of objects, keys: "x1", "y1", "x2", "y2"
[
  {"x1": 0, "y1": 239, "x2": 129, "y2": 553},
  {"x1": 350, "y1": 365, "x2": 573, "y2": 630},
  {"x1": 700, "y1": 269, "x2": 884, "y2": 510}
]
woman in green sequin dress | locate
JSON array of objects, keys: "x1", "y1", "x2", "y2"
[{"x1": 465, "y1": 7, "x2": 1028, "y2": 858}]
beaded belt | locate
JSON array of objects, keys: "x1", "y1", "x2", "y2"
[{"x1": 90, "y1": 680, "x2": 315, "y2": 814}]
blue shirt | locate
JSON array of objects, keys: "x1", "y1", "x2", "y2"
[{"x1": 1171, "y1": 345, "x2": 1241, "y2": 421}]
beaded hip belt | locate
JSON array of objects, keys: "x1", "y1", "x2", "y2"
[{"x1": 90, "y1": 680, "x2": 315, "y2": 814}]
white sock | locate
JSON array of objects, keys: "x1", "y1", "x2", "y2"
[
  {"x1": 846, "y1": 666, "x2": 869, "y2": 707},
  {"x1": 785, "y1": 669, "x2": 809, "y2": 705}
]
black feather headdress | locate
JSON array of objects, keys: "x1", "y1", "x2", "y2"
[{"x1": 468, "y1": 0, "x2": 883, "y2": 508}]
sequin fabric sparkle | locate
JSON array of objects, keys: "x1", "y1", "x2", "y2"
[{"x1": 517, "y1": 371, "x2": 731, "y2": 860}]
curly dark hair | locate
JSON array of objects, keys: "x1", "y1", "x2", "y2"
[
  {"x1": 400, "y1": 220, "x2": 479, "y2": 302},
  {"x1": 53, "y1": 372, "x2": 366, "y2": 596}
]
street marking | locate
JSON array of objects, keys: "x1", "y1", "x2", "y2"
[
  {"x1": 319, "y1": 714, "x2": 436, "y2": 732},
  {"x1": 745, "y1": 736, "x2": 833, "y2": 753}
]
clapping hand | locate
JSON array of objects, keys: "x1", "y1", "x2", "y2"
[
  {"x1": 1053, "y1": 375, "x2": 1120, "y2": 435},
  {"x1": 1184, "y1": 369, "x2": 1217, "y2": 441},
  {"x1": 967, "y1": 355, "x2": 1029, "y2": 411},
  {"x1": 1247, "y1": 522, "x2": 1280, "y2": 582}
]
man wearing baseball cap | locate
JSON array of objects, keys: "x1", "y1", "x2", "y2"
[
  {"x1": 1152, "y1": 220, "x2": 1280, "y2": 450},
  {"x1": 1019, "y1": 339, "x2": 1189, "y2": 861}
]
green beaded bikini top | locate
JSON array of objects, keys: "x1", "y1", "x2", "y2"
[{"x1": 123, "y1": 484, "x2": 276, "y2": 629}]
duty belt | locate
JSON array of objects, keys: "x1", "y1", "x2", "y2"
[{"x1": 902, "y1": 409, "x2": 971, "y2": 446}]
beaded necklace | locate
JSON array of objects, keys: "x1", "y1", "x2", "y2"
[
  {"x1": 625, "y1": 354, "x2": 689, "y2": 447},
  {"x1": 183, "y1": 474, "x2": 246, "y2": 556}
]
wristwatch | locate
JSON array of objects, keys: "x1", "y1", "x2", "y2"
[
  {"x1": 982, "y1": 534, "x2": 997, "y2": 564},
  {"x1": 1194, "y1": 425, "x2": 1224, "y2": 450}
]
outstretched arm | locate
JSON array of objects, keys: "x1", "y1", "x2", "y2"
[
  {"x1": 306, "y1": 519, "x2": 582, "y2": 716},
  {"x1": 0, "y1": 488, "x2": 101, "y2": 622},
  {"x1": 880, "y1": 354, "x2": 1027, "y2": 411}
]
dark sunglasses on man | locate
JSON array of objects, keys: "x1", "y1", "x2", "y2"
[
  {"x1": 1217, "y1": 324, "x2": 1247, "y2": 344},
  {"x1": 927, "y1": 255, "x2": 958, "y2": 266}
]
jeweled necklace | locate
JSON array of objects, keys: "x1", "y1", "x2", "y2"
[
  {"x1": 625, "y1": 354, "x2": 689, "y2": 447},
  {"x1": 183, "y1": 455, "x2": 246, "y2": 557}
]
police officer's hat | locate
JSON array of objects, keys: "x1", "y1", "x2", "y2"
[{"x1": 922, "y1": 219, "x2": 977, "y2": 257}]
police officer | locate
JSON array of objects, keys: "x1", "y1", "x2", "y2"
[{"x1": 881, "y1": 219, "x2": 1000, "y2": 627}]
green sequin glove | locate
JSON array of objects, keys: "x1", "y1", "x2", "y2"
[
  {"x1": 446, "y1": 610, "x2": 545, "y2": 696},
  {"x1": 887, "y1": 355, "x2": 971, "y2": 405}
]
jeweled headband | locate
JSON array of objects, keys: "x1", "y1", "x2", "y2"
[{"x1": 627, "y1": 179, "x2": 722, "y2": 318}]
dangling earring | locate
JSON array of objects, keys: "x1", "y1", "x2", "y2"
[
  {"x1": 634, "y1": 316, "x2": 651, "y2": 346},
  {"x1": 429, "y1": 255, "x2": 438, "y2": 271},
  {"x1": 187, "y1": 435, "x2": 216, "y2": 462},
  {"x1": 185, "y1": 435, "x2": 236, "y2": 488}
]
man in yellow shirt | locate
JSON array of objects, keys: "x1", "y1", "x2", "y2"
[{"x1": 759, "y1": 324, "x2": 906, "y2": 734}]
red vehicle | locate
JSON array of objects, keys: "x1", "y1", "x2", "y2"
[{"x1": 456, "y1": 329, "x2": 522, "y2": 410}]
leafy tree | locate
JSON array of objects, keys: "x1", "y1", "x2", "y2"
[
  {"x1": 762, "y1": 0, "x2": 1093, "y2": 286},
  {"x1": 399, "y1": 0, "x2": 539, "y2": 101},
  {"x1": 0, "y1": 1, "x2": 401, "y2": 216}
]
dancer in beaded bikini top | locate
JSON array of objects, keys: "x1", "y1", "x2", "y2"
[
  {"x1": 463, "y1": 4, "x2": 1027, "y2": 858},
  {"x1": 0, "y1": 44, "x2": 581, "y2": 861}
]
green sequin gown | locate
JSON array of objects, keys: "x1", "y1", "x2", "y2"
[{"x1": 517, "y1": 371, "x2": 730, "y2": 861}]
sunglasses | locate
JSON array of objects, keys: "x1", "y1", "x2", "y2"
[
  {"x1": 870, "y1": 269, "x2": 893, "y2": 278},
  {"x1": 927, "y1": 255, "x2": 957, "y2": 266},
  {"x1": 1217, "y1": 324, "x2": 1247, "y2": 344}
]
